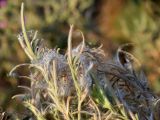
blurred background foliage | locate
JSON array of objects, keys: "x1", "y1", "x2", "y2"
[{"x1": 1, "y1": 0, "x2": 160, "y2": 113}]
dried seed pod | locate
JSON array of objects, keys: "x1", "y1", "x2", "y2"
[{"x1": 104, "y1": 45, "x2": 157, "y2": 119}]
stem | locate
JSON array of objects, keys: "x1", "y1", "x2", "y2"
[
  {"x1": 77, "y1": 97, "x2": 81, "y2": 120},
  {"x1": 21, "y1": 3, "x2": 36, "y2": 60}
]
